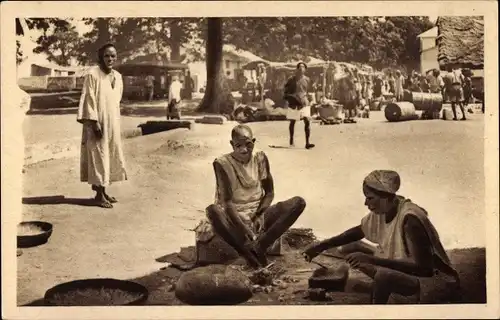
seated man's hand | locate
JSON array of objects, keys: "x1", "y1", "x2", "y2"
[
  {"x1": 302, "y1": 243, "x2": 323, "y2": 262},
  {"x1": 345, "y1": 252, "x2": 374, "y2": 267}
]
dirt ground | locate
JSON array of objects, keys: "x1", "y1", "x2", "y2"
[{"x1": 18, "y1": 107, "x2": 486, "y2": 306}]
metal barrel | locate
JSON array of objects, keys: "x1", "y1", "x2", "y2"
[
  {"x1": 411, "y1": 92, "x2": 443, "y2": 112},
  {"x1": 384, "y1": 102, "x2": 419, "y2": 122}
]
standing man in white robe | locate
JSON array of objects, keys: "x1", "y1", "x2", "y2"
[
  {"x1": 77, "y1": 43, "x2": 127, "y2": 209},
  {"x1": 167, "y1": 74, "x2": 182, "y2": 120}
]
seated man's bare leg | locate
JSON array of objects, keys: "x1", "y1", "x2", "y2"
[
  {"x1": 255, "y1": 196, "x2": 306, "y2": 253},
  {"x1": 371, "y1": 266, "x2": 420, "y2": 304},
  {"x1": 206, "y1": 204, "x2": 262, "y2": 268}
]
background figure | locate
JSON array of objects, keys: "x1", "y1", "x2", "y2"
[
  {"x1": 284, "y1": 62, "x2": 315, "y2": 149},
  {"x1": 394, "y1": 70, "x2": 404, "y2": 101},
  {"x1": 445, "y1": 67, "x2": 467, "y2": 121},
  {"x1": 77, "y1": 43, "x2": 127, "y2": 209},
  {"x1": 463, "y1": 73, "x2": 473, "y2": 107},
  {"x1": 373, "y1": 76, "x2": 383, "y2": 98},
  {"x1": 167, "y1": 75, "x2": 182, "y2": 120},
  {"x1": 388, "y1": 72, "x2": 396, "y2": 94},
  {"x1": 339, "y1": 68, "x2": 358, "y2": 123},
  {"x1": 428, "y1": 69, "x2": 443, "y2": 94},
  {"x1": 145, "y1": 74, "x2": 155, "y2": 101},
  {"x1": 419, "y1": 75, "x2": 430, "y2": 93}
]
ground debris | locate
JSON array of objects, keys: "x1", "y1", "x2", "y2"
[{"x1": 283, "y1": 228, "x2": 317, "y2": 249}]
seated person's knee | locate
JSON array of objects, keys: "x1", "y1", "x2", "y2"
[
  {"x1": 206, "y1": 204, "x2": 223, "y2": 219},
  {"x1": 293, "y1": 196, "x2": 307, "y2": 211}
]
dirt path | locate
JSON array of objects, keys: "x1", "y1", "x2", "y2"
[{"x1": 19, "y1": 113, "x2": 485, "y2": 305}]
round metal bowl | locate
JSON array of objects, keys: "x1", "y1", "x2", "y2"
[
  {"x1": 17, "y1": 221, "x2": 53, "y2": 248},
  {"x1": 44, "y1": 278, "x2": 149, "y2": 306}
]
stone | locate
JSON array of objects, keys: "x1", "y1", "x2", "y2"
[{"x1": 175, "y1": 264, "x2": 253, "y2": 305}]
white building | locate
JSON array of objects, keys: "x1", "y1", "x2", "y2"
[
  {"x1": 186, "y1": 45, "x2": 265, "y2": 92},
  {"x1": 417, "y1": 26, "x2": 439, "y2": 74}
]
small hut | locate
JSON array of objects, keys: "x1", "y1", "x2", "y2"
[
  {"x1": 115, "y1": 54, "x2": 189, "y2": 100},
  {"x1": 436, "y1": 16, "x2": 484, "y2": 104},
  {"x1": 436, "y1": 16, "x2": 484, "y2": 71}
]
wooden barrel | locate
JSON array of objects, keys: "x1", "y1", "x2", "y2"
[
  {"x1": 411, "y1": 92, "x2": 443, "y2": 112},
  {"x1": 384, "y1": 102, "x2": 418, "y2": 122}
]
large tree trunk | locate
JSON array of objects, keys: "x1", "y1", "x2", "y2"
[
  {"x1": 96, "y1": 18, "x2": 111, "y2": 45},
  {"x1": 169, "y1": 21, "x2": 182, "y2": 62},
  {"x1": 198, "y1": 18, "x2": 232, "y2": 114}
]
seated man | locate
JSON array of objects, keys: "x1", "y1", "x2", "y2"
[
  {"x1": 303, "y1": 170, "x2": 460, "y2": 304},
  {"x1": 203, "y1": 124, "x2": 306, "y2": 269}
]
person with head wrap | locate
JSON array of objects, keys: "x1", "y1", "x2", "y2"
[
  {"x1": 303, "y1": 170, "x2": 460, "y2": 304},
  {"x1": 193, "y1": 124, "x2": 307, "y2": 269},
  {"x1": 77, "y1": 43, "x2": 127, "y2": 209},
  {"x1": 283, "y1": 62, "x2": 315, "y2": 149}
]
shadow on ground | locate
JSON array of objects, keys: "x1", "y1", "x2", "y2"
[
  {"x1": 27, "y1": 108, "x2": 78, "y2": 116},
  {"x1": 27, "y1": 100, "x2": 203, "y2": 118},
  {"x1": 22, "y1": 245, "x2": 486, "y2": 306},
  {"x1": 22, "y1": 196, "x2": 97, "y2": 207}
]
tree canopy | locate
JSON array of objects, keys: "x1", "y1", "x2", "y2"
[{"x1": 17, "y1": 16, "x2": 433, "y2": 72}]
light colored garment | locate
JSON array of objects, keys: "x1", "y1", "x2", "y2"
[
  {"x1": 77, "y1": 66, "x2": 127, "y2": 187},
  {"x1": 168, "y1": 80, "x2": 182, "y2": 103},
  {"x1": 394, "y1": 76, "x2": 404, "y2": 100},
  {"x1": 286, "y1": 106, "x2": 311, "y2": 120},
  {"x1": 360, "y1": 196, "x2": 459, "y2": 302},
  {"x1": 195, "y1": 151, "x2": 268, "y2": 241},
  {"x1": 6, "y1": 87, "x2": 31, "y2": 225},
  {"x1": 214, "y1": 151, "x2": 268, "y2": 220},
  {"x1": 145, "y1": 75, "x2": 155, "y2": 87},
  {"x1": 264, "y1": 98, "x2": 275, "y2": 109}
]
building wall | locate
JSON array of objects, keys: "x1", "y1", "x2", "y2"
[
  {"x1": 188, "y1": 53, "x2": 247, "y2": 91},
  {"x1": 420, "y1": 46, "x2": 440, "y2": 74},
  {"x1": 420, "y1": 37, "x2": 436, "y2": 52},
  {"x1": 222, "y1": 56, "x2": 243, "y2": 79}
]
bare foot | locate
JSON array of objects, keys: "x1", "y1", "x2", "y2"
[
  {"x1": 95, "y1": 194, "x2": 113, "y2": 209},
  {"x1": 104, "y1": 194, "x2": 118, "y2": 203}
]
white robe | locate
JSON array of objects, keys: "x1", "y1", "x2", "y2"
[{"x1": 77, "y1": 66, "x2": 127, "y2": 187}]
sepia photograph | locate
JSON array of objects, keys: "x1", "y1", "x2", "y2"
[{"x1": 2, "y1": 1, "x2": 499, "y2": 319}]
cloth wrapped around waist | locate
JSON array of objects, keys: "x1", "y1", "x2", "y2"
[{"x1": 195, "y1": 201, "x2": 261, "y2": 242}]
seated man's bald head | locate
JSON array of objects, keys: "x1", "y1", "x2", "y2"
[{"x1": 231, "y1": 124, "x2": 254, "y2": 141}]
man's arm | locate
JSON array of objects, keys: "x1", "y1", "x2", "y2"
[
  {"x1": 315, "y1": 225, "x2": 365, "y2": 252},
  {"x1": 252, "y1": 153, "x2": 275, "y2": 221},
  {"x1": 213, "y1": 161, "x2": 257, "y2": 239},
  {"x1": 367, "y1": 215, "x2": 434, "y2": 277}
]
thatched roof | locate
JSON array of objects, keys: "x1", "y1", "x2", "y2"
[{"x1": 436, "y1": 16, "x2": 484, "y2": 70}]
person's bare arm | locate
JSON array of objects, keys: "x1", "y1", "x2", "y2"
[
  {"x1": 364, "y1": 215, "x2": 434, "y2": 277},
  {"x1": 315, "y1": 225, "x2": 365, "y2": 252},
  {"x1": 252, "y1": 153, "x2": 274, "y2": 221},
  {"x1": 303, "y1": 225, "x2": 365, "y2": 260},
  {"x1": 213, "y1": 161, "x2": 256, "y2": 239}
]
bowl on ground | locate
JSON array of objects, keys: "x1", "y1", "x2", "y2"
[
  {"x1": 44, "y1": 278, "x2": 149, "y2": 306},
  {"x1": 17, "y1": 221, "x2": 53, "y2": 248}
]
